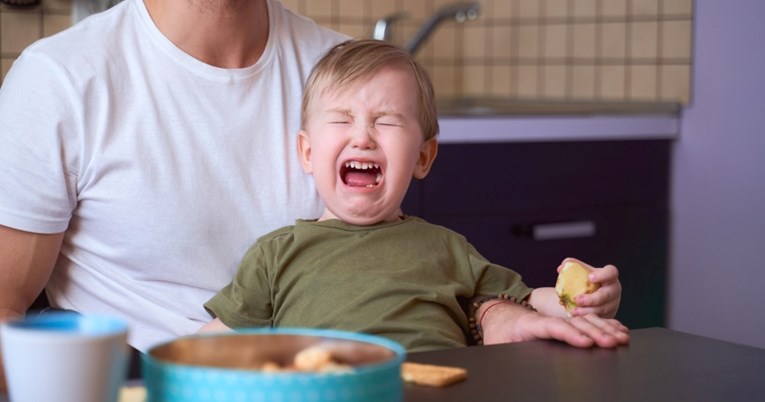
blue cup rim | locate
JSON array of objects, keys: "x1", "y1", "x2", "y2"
[
  {"x1": 3, "y1": 311, "x2": 128, "y2": 336},
  {"x1": 143, "y1": 327, "x2": 406, "y2": 376}
]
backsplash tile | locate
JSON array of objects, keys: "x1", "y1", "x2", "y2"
[
  {"x1": 662, "y1": 20, "x2": 692, "y2": 59},
  {"x1": 1, "y1": 0, "x2": 694, "y2": 105},
  {"x1": 42, "y1": 13, "x2": 70, "y2": 37},
  {"x1": 1, "y1": 9, "x2": 42, "y2": 54},
  {"x1": 663, "y1": 0, "x2": 693, "y2": 15},
  {"x1": 284, "y1": 0, "x2": 693, "y2": 104},
  {"x1": 0, "y1": 0, "x2": 71, "y2": 81},
  {"x1": 602, "y1": 0, "x2": 629, "y2": 17}
]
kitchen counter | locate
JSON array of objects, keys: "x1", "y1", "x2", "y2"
[
  {"x1": 436, "y1": 100, "x2": 680, "y2": 143},
  {"x1": 437, "y1": 98, "x2": 681, "y2": 117},
  {"x1": 438, "y1": 113, "x2": 679, "y2": 143}
]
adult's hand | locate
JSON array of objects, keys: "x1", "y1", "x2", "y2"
[{"x1": 479, "y1": 301, "x2": 629, "y2": 348}]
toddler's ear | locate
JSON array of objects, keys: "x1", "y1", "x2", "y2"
[
  {"x1": 413, "y1": 138, "x2": 438, "y2": 179},
  {"x1": 297, "y1": 130, "x2": 314, "y2": 174}
]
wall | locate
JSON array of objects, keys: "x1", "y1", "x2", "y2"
[
  {"x1": 0, "y1": 0, "x2": 70, "y2": 79},
  {"x1": 1, "y1": 0, "x2": 693, "y2": 105},
  {"x1": 284, "y1": 0, "x2": 693, "y2": 103},
  {"x1": 668, "y1": 0, "x2": 765, "y2": 349}
]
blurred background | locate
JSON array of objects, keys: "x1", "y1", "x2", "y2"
[{"x1": 1, "y1": 0, "x2": 693, "y2": 104}]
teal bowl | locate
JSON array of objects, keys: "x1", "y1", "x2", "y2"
[{"x1": 142, "y1": 328, "x2": 406, "y2": 402}]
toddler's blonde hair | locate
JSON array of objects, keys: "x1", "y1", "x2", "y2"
[{"x1": 301, "y1": 39, "x2": 439, "y2": 141}]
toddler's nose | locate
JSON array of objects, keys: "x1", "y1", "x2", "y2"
[{"x1": 350, "y1": 125, "x2": 377, "y2": 150}]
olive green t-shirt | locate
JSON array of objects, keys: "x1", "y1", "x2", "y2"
[{"x1": 205, "y1": 216, "x2": 532, "y2": 352}]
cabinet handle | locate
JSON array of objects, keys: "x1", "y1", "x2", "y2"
[{"x1": 516, "y1": 220, "x2": 597, "y2": 241}]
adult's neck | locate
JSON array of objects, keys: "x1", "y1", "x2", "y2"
[{"x1": 143, "y1": 0, "x2": 269, "y2": 68}]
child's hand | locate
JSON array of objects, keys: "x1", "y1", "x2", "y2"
[{"x1": 558, "y1": 258, "x2": 621, "y2": 319}]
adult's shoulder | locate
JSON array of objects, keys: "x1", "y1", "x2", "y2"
[
  {"x1": 10, "y1": 0, "x2": 135, "y2": 89},
  {"x1": 21, "y1": 1, "x2": 132, "y2": 65},
  {"x1": 256, "y1": 224, "x2": 299, "y2": 244}
]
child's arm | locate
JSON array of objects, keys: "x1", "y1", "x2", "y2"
[
  {"x1": 197, "y1": 317, "x2": 233, "y2": 333},
  {"x1": 528, "y1": 259, "x2": 622, "y2": 319}
]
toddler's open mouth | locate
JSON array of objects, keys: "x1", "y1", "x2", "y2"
[{"x1": 341, "y1": 161, "x2": 382, "y2": 188}]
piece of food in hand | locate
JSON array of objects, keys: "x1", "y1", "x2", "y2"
[
  {"x1": 401, "y1": 362, "x2": 467, "y2": 387},
  {"x1": 555, "y1": 261, "x2": 600, "y2": 314}
]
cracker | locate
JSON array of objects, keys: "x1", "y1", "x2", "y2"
[
  {"x1": 119, "y1": 385, "x2": 147, "y2": 402},
  {"x1": 293, "y1": 346, "x2": 334, "y2": 371},
  {"x1": 401, "y1": 362, "x2": 467, "y2": 387}
]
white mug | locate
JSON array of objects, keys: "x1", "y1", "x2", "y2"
[{"x1": 1, "y1": 312, "x2": 128, "y2": 402}]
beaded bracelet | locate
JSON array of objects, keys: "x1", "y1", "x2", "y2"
[{"x1": 468, "y1": 293, "x2": 537, "y2": 345}]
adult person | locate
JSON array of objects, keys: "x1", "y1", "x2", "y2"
[{"x1": 0, "y1": 0, "x2": 347, "y2": 352}]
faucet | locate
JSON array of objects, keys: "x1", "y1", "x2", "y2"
[
  {"x1": 404, "y1": 2, "x2": 480, "y2": 55},
  {"x1": 372, "y1": 12, "x2": 408, "y2": 42}
]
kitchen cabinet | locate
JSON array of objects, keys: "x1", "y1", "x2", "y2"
[{"x1": 402, "y1": 139, "x2": 669, "y2": 329}]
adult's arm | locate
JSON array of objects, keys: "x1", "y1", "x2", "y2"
[
  {"x1": 477, "y1": 299, "x2": 629, "y2": 348},
  {"x1": 0, "y1": 225, "x2": 64, "y2": 321},
  {"x1": 0, "y1": 225, "x2": 63, "y2": 393},
  {"x1": 197, "y1": 317, "x2": 233, "y2": 333}
]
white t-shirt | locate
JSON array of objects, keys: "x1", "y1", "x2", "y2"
[{"x1": 0, "y1": 0, "x2": 347, "y2": 351}]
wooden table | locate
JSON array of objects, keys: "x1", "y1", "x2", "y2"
[
  {"x1": 404, "y1": 327, "x2": 765, "y2": 402},
  {"x1": 2, "y1": 328, "x2": 762, "y2": 402}
]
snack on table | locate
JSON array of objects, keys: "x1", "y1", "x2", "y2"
[
  {"x1": 119, "y1": 386, "x2": 147, "y2": 402},
  {"x1": 256, "y1": 345, "x2": 353, "y2": 373},
  {"x1": 555, "y1": 260, "x2": 600, "y2": 314},
  {"x1": 293, "y1": 345, "x2": 334, "y2": 370},
  {"x1": 401, "y1": 362, "x2": 467, "y2": 387},
  {"x1": 293, "y1": 345, "x2": 353, "y2": 373}
]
